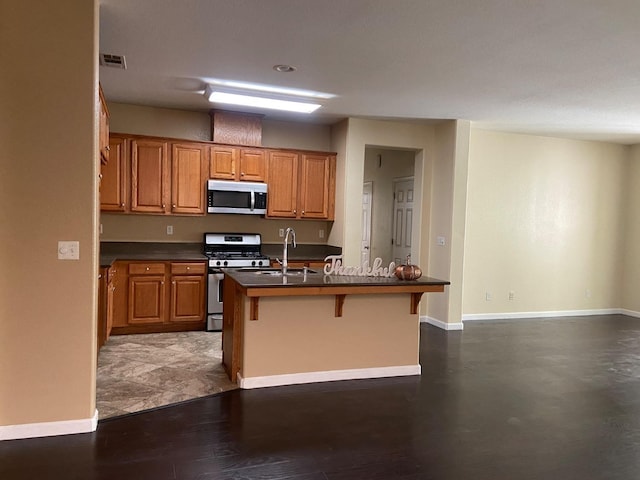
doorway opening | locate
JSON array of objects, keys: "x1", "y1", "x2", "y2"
[{"x1": 363, "y1": 147, "x2": 417, "y2": 267}]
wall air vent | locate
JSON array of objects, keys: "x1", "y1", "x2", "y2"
[{"x1": 99, "y1": 53, "x2": 127, "y2": 69}]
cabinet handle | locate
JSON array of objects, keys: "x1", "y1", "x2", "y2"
[
  {"x1": 162, "y1": 204, "x2": 166, "y2": 208},
  {"x1": 240, "y1": 172, "x2": 245, "y2": 176},
  {"x1": 172, "y1": 204, "x2": 176, "y2": 208},
  {"x1": 146, "y1": 267, "x2": 150, "y2": 271},
  {"x1": 98, "y1": 173, "x2": 103, "y2": 180},
  {"x1": 106, "y1": 145, "x2": 110, "y2": 151},
  {"x1": 186, "y1": 266, "x2": 190, "y2": 270},
  {"x1": 293, "y1": 209, "x2": 297, "y2": 214},
  {"x1": 161, "y1": 281, "x2": 164, "y2": 285},
  {"x1": 172, "y1": 281, "x2": 176, "y2": 285},
  {"x1": 120, "y1": 203, "x2": 125, "y2": 207},
  {"x1": 302, "y1": 210, "x2": 305, "y2": 215}
]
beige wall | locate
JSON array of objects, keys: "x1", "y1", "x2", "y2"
[
  {"x1": 334, "y1": 118, "x2": 435, "y2": 267},
  {"x1": 107, "y1": 102, "x2": 333, "y2": 150},
  {"x1": 464, "y1": 129, "x2": 628, "y2": 315},
  {"x1": 103, "y1": 103, "x2": 334, "y2": 244},
  {"x1": 364, "y1": 147, "x2": 415, "y2": 264},
  {"x1": 101, "y1": 213, "x2": 330, "y2": 244},
  {"x1": 1, "y1": 1, "x2": 98, "y2": 429},
  {"x1": 427, "y1": 121, "x2": 470, "y2": 326},
  {"x1": 332, "y1": 118, "x2": 467, "y2": 324},
  {"x1": 622, "y1": 146, "x2": 640, "y2": 312}
]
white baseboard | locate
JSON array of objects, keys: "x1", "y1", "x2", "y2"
[
  {"x1": 463, "y1": 308, "x2": 627, "y2": 321},
  {"x1": 420, "y1": 316, "x2": 464, "y2": 330},
  {"x1": 619, "y1": 309, "x2": 640, "y2": 318},
  {"x1": 238, "y1": 364, "x2": 421, "y2": 389},
  {"x1": 0, "y1": 409, "x2": 98, "y2": 441}
]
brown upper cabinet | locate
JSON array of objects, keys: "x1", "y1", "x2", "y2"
[
  {"x1": 101, "y1": 132, "x2": 336, "y2": 220},
  {"x1": 131, "y1": 138, "x2": 170, "y2": 214},
  {"x1": 266, "y1": 151, "x2": 336, "y2": 220},
  {"x1": 98, "y1": 84, "x2": 110, "y2": 165},
  {"x1": 210, "y1": 145, "x2": 266, "y2": 182},
  {"x1": 101, "y1": 134, "x2": 208, "y2": 215},
  {"x1": 100, "y1": 135, "x2": 128, "y2": 211},
  {"x1": 171, "y1": 143, "x2": 208, "y2": 214}
]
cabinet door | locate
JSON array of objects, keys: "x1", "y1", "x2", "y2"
[
  {"x1": 100, "y1": 136, "x2": 127, "y2": 212},
  {"x1": 171, "y1": 143, "x2": 207, "y2": 214},
  {"x1": 128, "y1": 275, "x2": 166, "y2": 324},
  {"x1": 131, "y1": 139, "x2": 169, "y2": 214},
  {"x1": 99, "y1": 87, "x2": 110, "y2": 164},
  {"x1": 97, "y1": 268, "x2": 107, "y2": 350},
  {"x1": 239, "y1": 148, "x2": 265, "y2": 182},
  {"x1": 210, "y1": 145, "x2": 238, "y2": 180},
  {"x1": 105, "y1": 269, "x2": 115, "y2": 339},
  {"x1": 170, "y1": 274, "x2": 205, "y2": 323},
  {"x1": 111, "y1": 262, "x2": 128, "y2": 328},
  {"x1": 299, "y1": 154, "x2": 336, "y2": 220},
  {"x1": 266, "y1": 150, "x2": 299, "y2": 218}
]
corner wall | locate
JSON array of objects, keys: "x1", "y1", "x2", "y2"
[
  {"x1": 427, "y1": 121, "x2": 470, "y2": 328},
  {"x1": 0, "y1": 0, "x2": 98, "y2": 438},
  {"x1": 622, "y1": 145, "x2": 640, "y2": 313}
]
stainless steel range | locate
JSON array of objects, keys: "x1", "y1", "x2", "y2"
[{"x1": 204, "y1": 233, "x2": 271, "y2": 331}]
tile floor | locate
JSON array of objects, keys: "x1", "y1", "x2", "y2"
[{"x1": 96, "y1": 331, "x2": 238, "y2": 419}]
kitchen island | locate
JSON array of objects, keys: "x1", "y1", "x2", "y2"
[{"x1": 222, "y1": 268, "x2": 450, "y2": 388}]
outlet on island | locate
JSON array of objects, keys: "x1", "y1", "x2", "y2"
[{"x1": 167, "y1": 225, "x2": 173, "y2": 235}]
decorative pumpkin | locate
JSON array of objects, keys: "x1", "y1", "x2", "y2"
[{"x1": 394, "y1": 255, "x2": 422, "y2": 280}]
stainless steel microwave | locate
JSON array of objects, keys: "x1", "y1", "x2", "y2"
[{"x1": 207, "y1": 180, "x2": 268, "y2": 215}]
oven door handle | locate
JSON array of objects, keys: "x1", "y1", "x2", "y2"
[{"x1": 250, "y1": 190, "x2": 255, "y2": 211}]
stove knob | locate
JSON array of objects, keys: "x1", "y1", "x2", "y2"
[
  {"x1": 251, "y1": 260, "x2": 256, "y2": 266},
  {"x1": 216, "y1": 260, "x2": 221, "y2": 266},
  {"x1": 223, "y1": 261, "x2": 228, "y2": 266}
]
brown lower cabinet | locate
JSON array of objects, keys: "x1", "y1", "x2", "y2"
[
  {"x1": 110, "y1": 260, "x2": 206, "y2": 335},
  {"x1": 97, "y1": 265, "x2": 116, "y2": 351}
]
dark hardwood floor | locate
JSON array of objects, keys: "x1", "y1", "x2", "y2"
[{"x1": 2, "y1": 314, "x2": 640, "y2": 479}]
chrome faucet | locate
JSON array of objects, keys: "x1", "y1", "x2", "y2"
[{"x1": 282, "y1": 227, "x2": 296, "y2": 275}]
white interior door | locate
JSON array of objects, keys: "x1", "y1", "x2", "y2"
[
  {"x1": 392, "y1": 178, "x2": 414, "y2": 265},
  {"x1": 361, "y1": 182, "x2": 372, "y2": 265}
]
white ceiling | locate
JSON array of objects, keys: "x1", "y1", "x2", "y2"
[{"x1": 99, "y1": 0, "x2": 640, "y2": 144}]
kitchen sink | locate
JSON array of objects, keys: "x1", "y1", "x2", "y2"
[{"x1": 236, "y1": 267, "x2": 317, "y2": 276}]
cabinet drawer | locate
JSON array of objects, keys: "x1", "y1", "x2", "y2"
[
  {"x1": 129, "y1": 263, "x2": 166, "y2": 275},
  {"x1": 171, "y1": 262, "x2": 206, "y2": 275}
]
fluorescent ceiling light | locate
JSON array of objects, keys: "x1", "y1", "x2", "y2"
[
  {"x1": 206, "y1": 90, "x2": 321, "y2": 113},
  {"x1": 205, "y1": 78, "x2": 334, "y2": 100}
]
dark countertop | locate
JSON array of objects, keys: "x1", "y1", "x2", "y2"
[
  {"x1": 100, "y1": 242, "x2": 206, "y2": 267},
  {"x1": 223, "y1": 267, "x2": 450, "y2": 290}
]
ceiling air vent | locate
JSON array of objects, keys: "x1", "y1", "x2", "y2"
[{"x1": 99, "y1": 53, "x2": 127, "y2": 69}]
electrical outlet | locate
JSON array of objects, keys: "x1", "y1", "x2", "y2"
[
  {"x1": 279, "y1": 228, "x2": 285, "y2": 237},
  {"x1": 437, "y1": 236, "x2": 446, "y2": 246},
  {"x1": 508, "y1": 291, "x2": 515, "y2": 301},
  {"x1": 319, "y1": 229, "x2": 325, "y2": 238},
  {"x1": 485, "y1": 292, "x2": 492, "y2": 301},
  {"x1": 167, "y1": 225, "x2": 173, "y2": 235},
  {"x1": 585, "y1": 289, "x2": 592, "y2": 299},
  {"x1": 99, "y1": 223, "x2": 103, "y2": 235},
  {"x1": 58, "y1": 241, "x2": 80, "y2": 260}
]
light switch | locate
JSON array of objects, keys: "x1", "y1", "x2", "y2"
[{"x1": 58, "y1": 241, "x2": 80, "y2": 260}]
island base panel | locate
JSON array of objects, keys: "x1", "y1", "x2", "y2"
[{"x1": 240, "y1": 294, "x2": 420, "y2": 383}]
